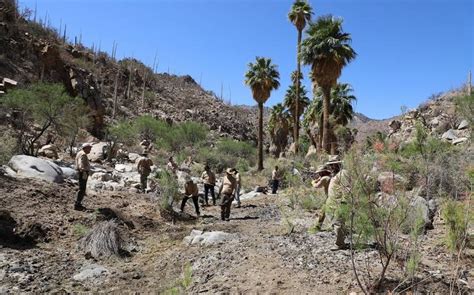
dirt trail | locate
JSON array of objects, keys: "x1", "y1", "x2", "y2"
[{"x1": 0, "y1": 175, "x2": 470, "y2": 293}]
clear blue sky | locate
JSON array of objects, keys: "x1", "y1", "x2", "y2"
[{"x1": 20, "y1": 0, "x2": 473, "y2": 119}]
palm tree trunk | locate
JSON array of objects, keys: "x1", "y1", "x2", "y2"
[
  {"x1": 258, "y1": 102, "x2": 264, "y2": 171},
  {"x1": 294, "y1": 29, "x2": 302, "y2": 153},
  {"x1": 322, "y1": 87, "x2": 331, "y2": 153},
  {"x1": 318, "y1": 113, "x2": 323, "y2": 151}
]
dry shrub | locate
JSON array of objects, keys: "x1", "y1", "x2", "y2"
[{"x1": 78, "y1": 220, "x2": 124, "y2": 258}]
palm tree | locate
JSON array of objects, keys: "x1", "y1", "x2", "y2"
[
  {"x1": 305, "y1": 83, "x2": 356, "y2": 150},
  {"x1": 300, "y1": 15, "x2": 356, "y2": 153},
  {"x1": 288, "y1": 0, "x2": 313, "y2": 153},
  {"x1": 245, "y1": 57, "x2": 280, "y2": 170},
  {"x1": 284, "y1": 84, "x2": 310, "y2": 141},
  {"x1": 268, "y1": 103, "x2": 290, "y2": 157}
]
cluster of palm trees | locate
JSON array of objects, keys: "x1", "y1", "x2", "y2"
[{"x1": 245, "y1": 0, "x2": 357, "y2": 170}]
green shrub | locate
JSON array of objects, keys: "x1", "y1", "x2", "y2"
[
  {"x1": 442, "y1": 199, "x2": 472, "y2": 252},
  {"x1": 2, "y1": 83, "x2": 89, "y2": 156},
  {"x1": 196, "y1": 139, "x2": 256, "y2": 172},
  {"x1": 155, "y1": 170, "x2": 180, "y2": 211},
  {"x1": 0, "y1": 129, "x2": 17, "y2": 165}
]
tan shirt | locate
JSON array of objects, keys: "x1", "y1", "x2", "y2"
[
  {"x1": 201, "y1": 170, "x2": 216, "y2": 185},
  {"x1": 184, "y1": 182, "x2": 199, "y2": 197},
  {"x1": 272, "y1": 169, "x2": 280, "y2": 181},
  {"x1": 220, "y1": 174, "x2": 237, "y2": 195},
  {"x1": 137, "y1": 157, "x2": 153, "y2": 175},
  {"x1": 312, "y1": 176, "x2": 331, "y2": 196},
  {"x1": 325, "y1": 170, "x2": 349, "y2": 213},
  {"x1": 75, "y1": 150, "x2": 90, "y2": 172}
]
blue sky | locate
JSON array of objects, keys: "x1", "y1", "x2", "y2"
[{"x1": 20, "y1": 0, "x2": 473, "y2": 119}]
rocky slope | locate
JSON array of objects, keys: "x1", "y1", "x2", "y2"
[{"x1": 0, "y1": 15, "x2": 259, "y2": 142}]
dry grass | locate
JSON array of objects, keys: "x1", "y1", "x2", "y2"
[{"x1": 78, "y1": 220, "x2": 124, "y2": 258}]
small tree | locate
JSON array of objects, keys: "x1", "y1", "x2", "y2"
[{"x1": 2, "y1": 83, "x2": 89, "y2": 156}]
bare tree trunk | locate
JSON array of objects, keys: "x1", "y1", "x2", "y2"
[
  {"x1": 126, "y1": 66, "x2": 133, "y2": 99},
  {"x1": 258, "y1": 102, "x2": 264, "y2": 171},
  {"x1": 294, "y1": 29, "x2": 302, "y2": 154},
  {"x1": 322, "y1": 87, "x2": 331, "y2": 153},
  {"x1": 112, "y1": 71, "x2": 119, "y2": 119}
]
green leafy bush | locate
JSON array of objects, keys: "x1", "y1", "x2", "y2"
[
  {"x1": 196, "y1": 139, "x2": 256, "y2": 172},
  {"x1": 442, "y1": 199, "x2": 472, "y2": 252}
]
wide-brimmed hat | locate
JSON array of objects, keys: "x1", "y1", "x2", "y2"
[
  {"x1": 226, "y1": 168, "x2": 234, "y2": 175},
  {"x1": 325, "y1": 155, "x2": 342, "y2": 165},
  {"x1": 81, "y1": 143, "x2": 93, "y2": 149}
]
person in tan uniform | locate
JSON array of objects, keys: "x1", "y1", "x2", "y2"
[
  {"x1": 137, "y1": 152, "x2": 154, "y2": 192},
  {"x1": 166, "y1": 156, "x2": 178, "y2": 174},
  {"x1": 181, "y1": 176, "x2": 200, "y2": 216},
  {"x1": 201, "y1": 165, "x2": 216, "y2": 206},
  {"x1": 311, "y1": 165, "x2": 332, "y2": 231},
  {"x1": 324, "y1": 156, "x2": 349, "y2": 250},
  {"x1": 218, "y1": 168, "x2": 237, "y2": 221},
  {"x1": 75, "y1": 143, "x2": 92, "y2": 210},
  {"x1": 231, "y1": 168, "x2": 242, "y2": 208}
]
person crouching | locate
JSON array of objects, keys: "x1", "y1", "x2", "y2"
[{"x1": 181, "y1": 176, "x2": 200, "y2": 217}]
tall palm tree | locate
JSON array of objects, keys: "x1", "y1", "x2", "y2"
[
  {"x1": 284, "y1": 84, "x2": 310, "y2": 142},
  {"x1": 245, "y1": 57, "x2": 280, "y2": 170},
  {"x1": 300, "y1": 15, "x2": 356, "y2": 153},
  {"x1": 268, "y1": 103, "x2": 290, "y2": 157},
  {"x1": 288, "y1": 0, "x2": 313, "y2": 153}
]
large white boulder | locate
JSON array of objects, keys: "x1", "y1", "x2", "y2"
[
  {"x1": 60, "y1": 167, "x2": 77, "y2": 179},
  {"x1": 183, "y1": 230, "x2": 233, "y2": 246},
  {"x1": 72, "y1": 264, "x2": 109, "y2": 281},
  {"x1": 8, "y1": 155, "x2": 64, "y2": 183},
  {"x1": 88, "y1": 142, "x2": 108, "y2": 162}
]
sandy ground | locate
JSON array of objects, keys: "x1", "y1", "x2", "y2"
[{"x1": 0, "y1": 175, "x2": 472, "y2": 294}]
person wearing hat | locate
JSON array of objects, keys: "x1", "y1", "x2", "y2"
[
  {"x1": 324, "y1": 155, "x2": 350, "y2": 250},
  {"x1": 181, "y1": 176, "x2": 200, "y2": 217},
  {"x1": 74, "y1": 143, "x2": 92, "y2": 210},
  {"x1": 217, "y1": 168, "x2": 237, "y2": 221},
  {"x1": 311, "y1": 165, "x2": 332, "y2": 230},
  {"x1": 201, "y1": 165, "x2": 216, "y2": 206},
  {"x1": 137, "y1": 152, "x2": 154, "y2": 193}
]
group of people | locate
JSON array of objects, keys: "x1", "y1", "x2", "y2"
[
  {"x1": 172, "y1": 159, "x2": 243, "y2": 222},
  {"x1": 73, "y1": 140, "x2": 347, "y2": 248}
]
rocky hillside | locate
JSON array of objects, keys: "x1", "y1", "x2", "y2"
[
  {"x1": 0, "y1": 14, "x2": 258, "y2": 142},
  {"x1": 350, "y1": 113, "x2": 396, "y2": 143},
  {"x1": 386, "y1": 89, "x2": 470, "y2": 145}
]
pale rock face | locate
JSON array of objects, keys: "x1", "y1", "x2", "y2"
[
  {"x1": 38, "y1": 144, "x2": 59, "y2": 159},
  {"x1": 457, "y1": 119, "x2": 469, "y2": 130},
  {"x1": 88, "y1": 142, "x2": 109, "y2": 162},
  {"x1": 452, "y1": 137, "x2": 468, "y2": 145},
  {"x1": 183, "y1": 230, "x2": 233, "y2": 246},
  {"x1": 8, "y1": 155, "x2": 64, "y2": 183},
  {"x1": 441, "y1": 129, "x2": 458, "y2": 141},
  {"x1": 72, "y1": 264, "x2": 109, "y2": 281}
]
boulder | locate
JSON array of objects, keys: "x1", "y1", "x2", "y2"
[
  {"x1": 114, "y1": 163, "x2": 134, "y2": 173},
  {"x1": 442, "y1": 129, "x2": 458, "y2": 141},
  {"x1": 389, "y1": 120, "x2": 402, "y2": 132},
  {"x1": 429, "y1": 117, "x2": 440, "y2": 127},
  {"x1": 60, "y1": 167, "x2": 77, "y2": 179},
  {"x1": 88, "y1": 142, "x2": 108, "y2": 162},
  {"x1": 127, "y1": 153, "x2": 140, "y2": 162},
  {"x1": 409, "y1": 196, "x2": 432, "y2": 230},
  {"x1": 8, "y1": 155, "x2": 64, "y2": 183},
  {"x1": 457, "y1": 120, "x2": 469, "y2": 130},
  {"x1": 72, "y1": 264, "x2": 109, "y2": 281},
  {"x1": 90, "y1": 172, "x2": 113, "y2": 182},
  {"x1": 38, "y1": 144, "x2": 58, "y2": 159},
  {"x1": 238, "y1": 191, "x2": 260, "y2": 201},
  {"x1": 183, "y1": 230, "x2": 232, "y2": 246},
  {"x1": 452, "y1": 137, "x2": 468, "y2": 145}
]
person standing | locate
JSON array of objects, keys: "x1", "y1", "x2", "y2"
[
  {"x1": 232, "y1": 168, "x2": 242, "y2": 208},
  {"x1": 201, "y1": 165, "x2": 216, "y2": 206},
  {"x1": 75, "y1": 143, "x2": 92, "y2": 211},
  {"x1": 271, "y1": 165, "x2": 281, "y2": 194},
  {"x1": 324, "y1": 156, "x2": 349, "y2": 250},
  {"x1": 311, "y1": 165, "x2": 332, "y2": 230},
  {"x1": 137, "y1": 153, "x2": 154, "y2": 193},
  {"x1": 181, "y1": 176, "x2": 200, "y2": 217},
  {"x1": 217, "y1": 168, "x2": 237, "y2": 221}
]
